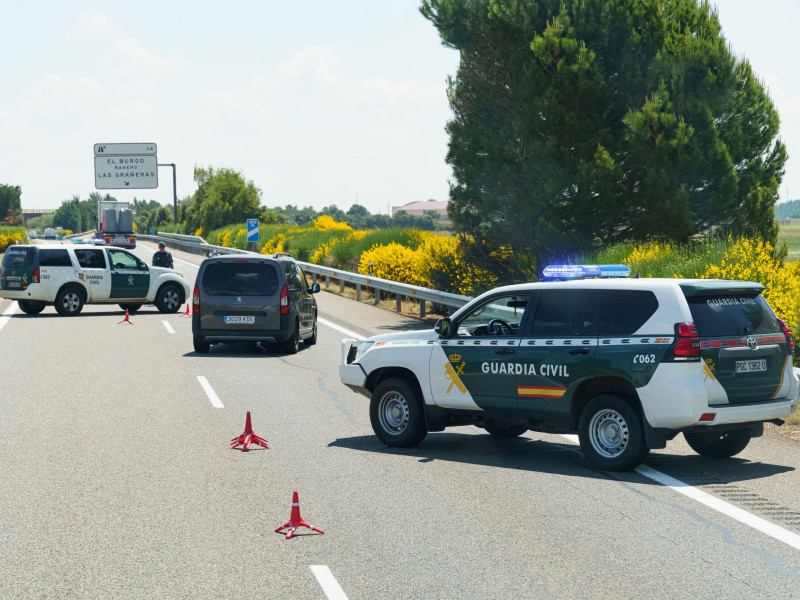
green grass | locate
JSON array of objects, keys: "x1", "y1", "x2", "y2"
[{"x1": 778, "y1": 221, "x2": 800, "y2": 262}]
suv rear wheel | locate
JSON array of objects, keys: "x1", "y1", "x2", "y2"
[
  {"x1": 370, "y1": 378, "x2": 428, "y2": 447},
  {"x1": 18, "y1": 301, "x2": 45, "y2": 315},
  {"x1": 578, "y1": 394, "x2": 649, "y2": 471},
  {"x1": 55, "y1": 286, "x2": 85, "y2": 316},
  {"x1": 484, "y1": 423, "x2": 529, "y2": 438},
  {"x1": 193, "y1": 336, "x2": 210, "y2": 353},
  {"x1": 684, "y1": 429, "x2": 752, "y2": 458}
]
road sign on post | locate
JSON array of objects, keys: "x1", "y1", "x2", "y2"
[
  {"x1": 247, "y1": 219, "x2": 259, "y2": 243},
  {"x1": 94, "y1": 143, "x2": 158, "y2": 190}
]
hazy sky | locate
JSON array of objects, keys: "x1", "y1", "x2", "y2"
[{"x1": 1, "y1": 1, "x2": 798, "y2": 217}]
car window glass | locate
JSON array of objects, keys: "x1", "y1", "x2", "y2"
[
  {"x1": 599, "y1": 290, "x2": 659, "y2": 336},
  {"x1": 202, "y1": 261, "x2": 279, "y2": 296},
  {"x1": 455, "y1": 294, "x2": 529, "y2": 337},
  {"x1": 1, "y1": 247, "x2": 35, "y2": 268},
  {"x1": 38, "y1": 249, "x2": 72, "y2": 267},
  {"x1": 108, "y1": 249, "x2": 140, "y2": 270},
  {"x1": 532, "y1": 290, "x2": 593, "y2": 337},
  {"x1": 686, "y1": 294, "x2": 780, "y2": 336},
  {"x1": 75, "y1": 249, "x2": 107, "y2": 269}
]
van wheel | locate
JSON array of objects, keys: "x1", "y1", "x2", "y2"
[
  {"x1": 578, "y1": 394, "x2": 649, "y2": 471},
  {"x1": 119, "y1": 303, "x2": 143, "y2": 313},
  {"x1": 370, "y1": 378, "x2": 428, "y2": 447},
  {"x1": 193, "y1": 336, "x2": 210, "y2": 353},
  {"x1": 303, "y1": 317, "x2": 318, "y2": 346},
  {"x1": 484, "y1": 423, "x2": 529, "y2": 438},
  {"x1": 18, "y1": 301, "x2": 45, "y2": 315},
  {"x1": 55, "y1": 286, "x2": 85, "y2": 316},
  {"x1": 283, "y1": 322, "x2": 299, "y2": 354},
  {"x1": 684, "y1": 429, "x2": 752, "y2": 458},
  {"x1": 156, "y1": 284, "x2": 182, "y2": 313}
]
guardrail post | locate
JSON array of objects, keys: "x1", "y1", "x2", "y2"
[
  {"x1": 420, "y1": 300, "x2": 426, "y2": 318},
  {"x1": 325, "y1": 276, "x2": 330, "y2": 289},
  {"x1": 374, "y1": 289, "x2": 380, "y2": 305},
  {"x1": 340, "y1": 279, "x2": 344, "y2": 293},
  {"x1": 396, "y1": 294, "x2": 402, "y2": 312},
  {"x1": 356, "y1": 283, "x2": 361, "y2": 301}
]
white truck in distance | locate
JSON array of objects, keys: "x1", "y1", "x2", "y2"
[{"x1": 98, "y1": 200, "x2": 136, "y2": 248}]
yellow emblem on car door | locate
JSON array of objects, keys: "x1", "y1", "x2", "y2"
[{"x1": 445, "y1": 353, "x2": 466, "y2": 394}]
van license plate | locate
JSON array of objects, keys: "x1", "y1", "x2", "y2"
[
  {"x1": 735, "y1": 359, "x2": 767, "y2": 373},
  {"x1": 224, "y1": 315, "x2": 255, "y2": 324}
]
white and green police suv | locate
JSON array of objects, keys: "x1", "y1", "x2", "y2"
[
  {"x1": 339, "y1": 265, "x2": 799, "y2": 471},
  {"x1": 0, "y1": 243, "x2": 190, "y2": 316}
]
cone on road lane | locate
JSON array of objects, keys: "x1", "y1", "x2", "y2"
[
  {"x1": 180, "y1": 302, "x2": 191, "y2": 317},
  {"x1": 231, "y1": 411, "x2": 269, "y2": 451},
  {"x1": 275, "y1": 491, "x2": 324, "y2": 539},
  {"x1": 117, "y1": 309, "x2": 133, "y2": 325}
]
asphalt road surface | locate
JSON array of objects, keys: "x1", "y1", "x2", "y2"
[{"x1": 1, "y1": 242, "x2": 800, "y2": 599}]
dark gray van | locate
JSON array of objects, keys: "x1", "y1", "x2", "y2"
[{"x1": 191, "y1": 253, "x2": 320, "y2": 354}]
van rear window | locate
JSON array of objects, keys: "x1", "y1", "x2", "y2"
[
  {"x1": 686, "y1": 294, "x2": 781, "y2": 337},
  {"x1": 202, "y1": 262, "x2": 279, "y2": 296},
  {"x1": 1, "y1": 247, "x2": 34, "y2": 268}
]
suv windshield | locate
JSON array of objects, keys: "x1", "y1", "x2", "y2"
[
  {"x1": 686, "y1": 293, "x2": 781, "y2": 336},
  {"x1": 1, "y1": 247, "x2": 34, "y2": 268},
  {"x1": 202, "y1": 261, "x2": 279, "y2": 296}
]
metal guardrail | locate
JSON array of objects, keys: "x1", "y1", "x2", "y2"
[{"x1": 148, "y1": 232, "x2": 472, "y2": 316}]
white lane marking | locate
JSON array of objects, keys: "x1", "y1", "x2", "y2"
[
  {"x1": 310, "y1": 565, "x2": 349, "y2": 600},
  {"x1": 197, "y1": 376, "x2": 224, "y2": 408},
  {"x1": 0, "y1": 302, "x2": 17, "y2": 333},
  {"x1": 559, "y1": 434, "x2": 800, "y2": 550},
  {"x1": 162, "y1": 320, "x2": 175, "y2": 334},
  {"x1": 318, "y1": 317, "x2": 363, "y2": 340}
]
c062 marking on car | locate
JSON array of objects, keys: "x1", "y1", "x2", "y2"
[{"x1": 633, "y1": 354, "x2": 657, "y2": 364}]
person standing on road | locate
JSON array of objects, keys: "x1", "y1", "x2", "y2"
[{"x1": 152, "y1": 242, "x2": 174, "y2": 269}]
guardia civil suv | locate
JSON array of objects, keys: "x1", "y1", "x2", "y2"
[
  {"x1": 0, "y1": 243, "x2": 189, "y2": 316},
  {"x1": 339, "y1": 265, "x2": 799, "y2": 471}
]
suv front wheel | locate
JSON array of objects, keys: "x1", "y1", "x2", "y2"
[
  {"x1": 155, "y1": 284, "x2": 183, "y2": 313},
  {"x1": 684, "y1": 429, "x2": 752, "y2": 458},
  {"x1": 578, "y1": 394, "x2": 649, "y2": 471},
  {"x1": 370, "y1": 378, "x2": 428, "y2": 448}
]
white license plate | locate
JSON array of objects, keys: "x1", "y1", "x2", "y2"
[
  {"x1": 6, "y1": 281, "x2": 21, "y2": 289},
  {"x1": 735, "y1": 359, "x2": 767, "y2": 373},
  {"x1": 224, "y1": 315, "x2": 255, "y2": 324}
]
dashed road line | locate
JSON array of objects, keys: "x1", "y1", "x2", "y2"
[
  {"x1": 197, "y1": 376, "x2": 224, "y2": 408},
  {"x1": 0, "y1": 302, "x2": 17, "y2": 333},
  {"x1": 318, "y1": 317, "x2": 362, "y2": 340},
  {"x1": 162, "y1": 320, "x2": 175, "y2": 334},
  {"x1": 310, "y1": 565, "x2": 349, "y2": 600}
]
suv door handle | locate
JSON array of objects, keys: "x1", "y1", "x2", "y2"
[
  {"x1": 568, "y1": 348, "x2": 590, "y2": 355},
  {"x1": 495, "y1": 348, "x2": 515, "y2": 355}
]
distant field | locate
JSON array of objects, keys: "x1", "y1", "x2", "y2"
[{"x1": 778, "y1": 221, "x2": 800, "y2": 261}]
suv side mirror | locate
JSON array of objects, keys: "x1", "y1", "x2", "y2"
[
  {"x1": 434, "y1": 317, "x2": 453, "y2": 338},
  {"x1": 138, "y1": 260, "x2": 147, "y2": 270},
  {"x1": 310, "y1": 282, "x2": 320, "y2": 294}
]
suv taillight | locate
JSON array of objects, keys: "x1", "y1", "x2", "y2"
[
  {"x1": 673, "y1": 323, "x2": 700, "y2": 357},
  {"x1": 280, "y1": 284, "x2": 289, "y2": 314},
  {"x1": 779, "y1": 319, "x2": 795, "y2": 351},
  {"x1": 31, "y1": 267, "x2": 39, "y2": 284},
  {"x1": 193, "y1": 284, "x2": 200, "y2": 314}
]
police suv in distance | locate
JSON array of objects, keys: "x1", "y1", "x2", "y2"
[
  {"x1": 0, "y1": 243, "x2": 190, "y2": 316},
  {"x1": 339, "y1": 265, "x2": 799, "y2": 471}
]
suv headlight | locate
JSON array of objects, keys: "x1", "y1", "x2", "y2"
[{"x1": 353, "y1": 340, "x2": 375, "y2": 363}]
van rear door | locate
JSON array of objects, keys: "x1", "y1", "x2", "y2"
[
  {"x1": 680, "y1": 282, "x2": 791, "y2": 405},
  {"x1": 199, "y1": 260, "x2": 282, "y2": 331}
]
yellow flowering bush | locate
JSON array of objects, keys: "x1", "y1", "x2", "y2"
[
  {"x1": 216, "y1": 229, "x2": 233, "y2": 247},
  {"x1": 0, "y1": 230, "x2": 25, "y2": 251},
  {"x1": 260, "y1": 233, "x2": 286, "y2": 255},
  {"x1": 701, "y1": 238, "x2": 800, "y2": 333},
  {"x1": 415, "y1": 234, "x2": 497, "y2": 296},
  {"x1": 358, "y1": 243, "x2": 424, "y2": 286},
  {"x1": 314, "y1": 215, "x2": 352, "y2": 232},
  {"x1": 311, "y1": 241, "x2": 334, "y2": 265},
  {"x1": 194, "y1": 227, "x2": 204, "y2": 237}
]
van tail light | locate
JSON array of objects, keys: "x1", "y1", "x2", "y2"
[
  {"x1": 673, "y1": 323, "x2": 700, "y2": 358},
  {"x1": 280, "y1": 284, "x2": 289, "y2": 314},
  {"x1": 193, "y1": 284, "x2": 200, "y2": 314},
  {"x1": 31, "y1": 267, "x2": 40, "y2": 284},
  {"x1": 779, "y1": 319, "x2": 795, "y2": 351}
]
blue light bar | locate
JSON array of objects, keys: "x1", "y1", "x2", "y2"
[{"x1": 542, "y1": 264, "x2": 631, "y2": 279}]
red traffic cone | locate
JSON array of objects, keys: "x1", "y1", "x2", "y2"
[
  {"x1": 230, "y1": 411, "x2": 269, "y2": 451},
  {"x1": 117, "y1": 309, "x2": 133, "y2": 324},
  {"x1": 275, "y1": 491, "x2": 324, "y2": 539},
  {"x1": 180, "y1": 302, "x2": 191, "y2": 317}
]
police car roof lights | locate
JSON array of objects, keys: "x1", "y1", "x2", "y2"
[{"x1": 542, "y1": 264, "x2": 631, "y2": 279}]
